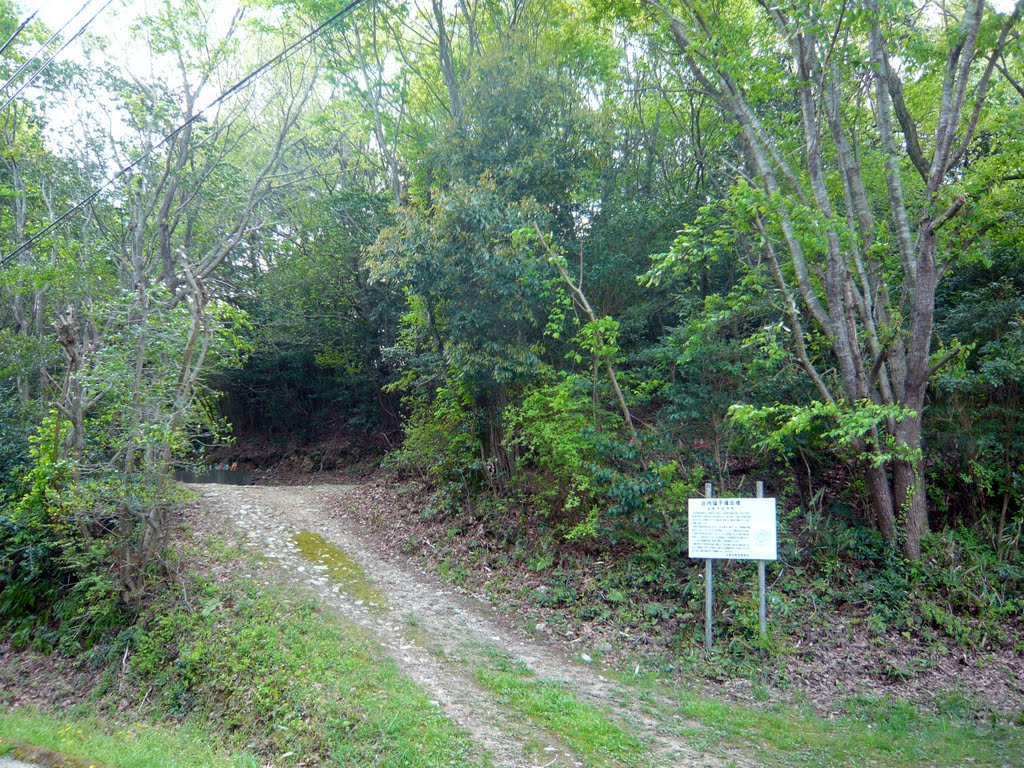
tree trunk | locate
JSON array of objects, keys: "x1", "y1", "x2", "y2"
[
  {"x1": 893, "y1": 414, "x2": 928, "y2": 559},
  {"x1": 864, "y1": 463, "x2": 897, "y2": 544},
  {"x1": 431, "y1": 0, "x2": 463, "y2": 125}
]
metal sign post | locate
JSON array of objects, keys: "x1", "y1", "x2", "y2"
[
  {"x1": 704, "y1": 482, "x2": 714, "y2": 652},
  {"x1": 756, "y1": 480, "x2": 767, "y2": 637},
  {"x1": 689, "y1": 483, "x2": 777, "y2": 652}
]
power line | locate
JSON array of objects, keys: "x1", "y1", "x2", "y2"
[
  {"x1": 0, "y1": 0, "x2": 368, "y2": 269},
  {"x1": 0, "y1": 0, "x2": 114, "y2": 113},
  {"x1": 0, "y1": 1, "x2": 46, "y2": 59},
  {"x1": 0, "y1": 0, "x2": 94, "y2": 95}
]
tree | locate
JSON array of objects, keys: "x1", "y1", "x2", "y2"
[
  {"x1": 369, "y1": 176, "x2": 549, "y2": 479},
  {"x1": 360, "y1": 0, "x2": 618, "y2": 487},
  {"x1": 634, "y1": 0, "x2": 1024, "y2": 558},
  {"x1": 1, "y1": 0, "x2": 325, "y2": 628}
]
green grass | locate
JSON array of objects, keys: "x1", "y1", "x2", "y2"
[
  {"x1": 469, "y1": 646, "x2": 650, "y2": 768},
  {"x1": 0, "y1": 708, "x2": 258, "y2": 767},
  {"x1": 625, "y1": 673, "x2": 1024, "y2": 768},
  {"x1": 127, "y1": 548, "x2": 490, "y2": 768},
  {"x1": 2, "y1": 545, "x2": 491, "y2": 768}
]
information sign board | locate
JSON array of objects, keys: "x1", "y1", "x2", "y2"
[{"x1": 688, "y1": 497, "x2": 777, "y2": 560}]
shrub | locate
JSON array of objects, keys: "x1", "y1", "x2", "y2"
[
  {"x1": 386, "y1": 383, "x2": 483, "y2": 503},
  {"x1": 505, "y1": 374, "x2": 601, "y2": 526}
]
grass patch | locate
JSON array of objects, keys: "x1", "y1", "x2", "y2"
[
  {"x1": 0, "y1": 707, "x2": 257, "y2": 767},
  {"x1": 469, "y1": 646, "x2": 649, "y2": 767},
  {"x1": 626, "y1": 674, "x2": 1024, "y2": 768},
  {"x1": 127, "y1": 546, "x2": 489, "y2": 767}
]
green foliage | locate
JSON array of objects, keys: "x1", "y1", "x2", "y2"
[
  {"x1": 0, "y1": 387, "x2": 30, "y2": 499},
  {"x1": 370, "y1": 176, "x2": 549, "y2": 390},
  {"x1": 730, "y1": 400, "x2": 920, "y2": 468},
  {"x1": 0, "y1": 281, "x2": 248, "y2": 649},
  {"x1": 386, "y1": 383, "x2": 483, "y2": 501},
  {"x1": 0, "y1": 413, "x2": 126, "y2": 652},
  {"x1": 129, "y1": 552, "x2": 488, "y2": 766},
  {"x1": 445, "y1": 39, "x2": 597, "y2": 213},
  {"x1": 644, "y1": 214, "x2": 816, "y2": 484},
  {"x1": 569, "y1": 316, "x2": 623, "y2": 365},
  {"x1": 216, "y1": 345, "x2": 387, "y2": 439},
  {"x1": 370, "y1": 176, "x2": 557, "y2": 504},
  {"x1": 930, "y1": 257, "x2": 1024, "y2": 554},
  {"x1": 2, "y1": 0, "x2": 1023, "y2": 709},
  {"x1": 779, "y1": 507, "x2": 1024, "y2": 649},
  {"x1": 584, "y1": 432, "x2": 702, "y2": 557},
  {"x1": 216, "y1": 186, "x2": 401, "y2": 437},
  {"x1": 642, "y1": 196, "x2": 748, "y2": 291},
  {"x1": 406, "y1": 2, "x2": 610, "y2": 222},
  {"x1": 505, "y1": 373, "x2": 600, "y2": 525}
]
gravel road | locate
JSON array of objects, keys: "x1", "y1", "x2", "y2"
[{"x1": 195, "y1": 482, "x2": 737, "y2": 768}]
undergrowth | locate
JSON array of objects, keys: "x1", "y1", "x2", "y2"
[
  {"x1": 396, "y1": 476, "x2": 1024, "y2": 708},
  {"x1": 623, "y1": 672, "x2": 1024, "y2": 768}
]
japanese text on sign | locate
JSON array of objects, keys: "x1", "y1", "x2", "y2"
[{"x1": 688, "y1": 498, "x2": 777, "y2": 560}]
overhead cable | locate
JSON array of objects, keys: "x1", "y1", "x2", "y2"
[
  {"x1": 0, "y1": 1, "x2": 47, "y2": 59},
  {"x1": 0, "y1": 0, "x2": 114, "y2": 113},
  {"x1": 0, "y1": 0, "x2": 368, "y2": 269},
  {"x1": 0, "y1": 0, "x2": 94, "y2": 95}
]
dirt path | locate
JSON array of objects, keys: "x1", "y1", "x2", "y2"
[{"x1": 196, "y1": 482, "x2": 739, "y2": 768}]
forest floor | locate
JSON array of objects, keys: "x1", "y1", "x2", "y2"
[
  {"x1": 4, "y1": 476, "x2": 1022, "y2": 767},
  {"x1": 187, "y1": 478, "x2": 1022, "y2": 768},
  {"x1": 194, "y1": 481, "x2": 732, "y2": 768}
]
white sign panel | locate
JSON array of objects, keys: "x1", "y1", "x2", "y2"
[{"x1": 688, "y1": 497, "x2": 777, "y2": 560}]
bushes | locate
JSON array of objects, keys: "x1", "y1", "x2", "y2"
[
  {"x1": 386, "y1": 383, "x2": 484, "y2": 504},
  {"x1": 0, "y1": 280, "x2": 250, "y2": 652},
  {"x1": 505, "y1": 375, "x2": 600, "y2": 526},
  {"x1": 0, "y1": 502, "x2": 128, "y2": 653},
  {"x1": 781, "y1": 510, "x2": 1024, "y2": 648},
  {"x1": 0, "y1": 412, "x2": 185, "y2": 653},
  {"x1": 0, "y1": 390, "x2": 31, "y2": 499}
]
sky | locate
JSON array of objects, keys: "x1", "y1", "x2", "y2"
[
  {"x1": 24, "y1": 0, "x2": 247, "y2": 156},
  {"x1": 35, "y1": 0, "x2": 140, "y2": 55}
]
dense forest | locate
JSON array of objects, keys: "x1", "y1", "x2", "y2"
[{"x1": 1, "y1": 0, "x2": 1024, "y2": 757}]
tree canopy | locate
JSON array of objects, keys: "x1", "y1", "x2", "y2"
[{"x1": 1, "y1": 0, "x2": 1023, "y2": 650}]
